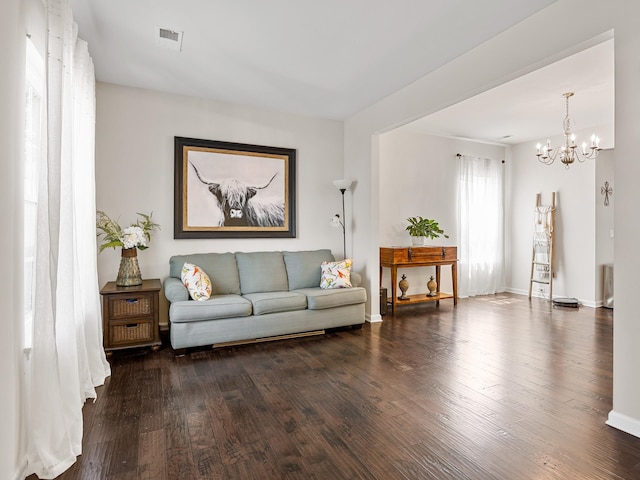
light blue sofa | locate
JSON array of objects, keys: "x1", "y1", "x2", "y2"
[{"x1": 163, "y1": 249, "x2": 367, "y2": 350}]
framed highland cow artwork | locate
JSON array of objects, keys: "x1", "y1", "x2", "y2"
[{"x1": 174, "y1": 137, "x2": 296, "y2": 238}]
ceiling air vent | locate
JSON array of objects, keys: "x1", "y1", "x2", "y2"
[{"x1": 155, "y1": 26, "x2": 183, "y2": 51}]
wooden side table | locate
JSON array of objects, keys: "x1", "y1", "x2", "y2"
[
  {"x1": 100, "y1": 278, "x2": 162, "y2": 355},
  {"x1": 380, "y1": 246, "x2": 458, "y2": 313}
]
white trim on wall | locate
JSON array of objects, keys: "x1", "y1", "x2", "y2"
[{"x1": 607, "y1": 411, "x2": 640, "y2": 439}]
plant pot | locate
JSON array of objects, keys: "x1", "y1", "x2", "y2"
[
  {"x1": 116, "y1": 248, "x2": 142, "y2": 287},
  {"x1": 411, "y1": 236, "x2": 427, "y2": 246}
]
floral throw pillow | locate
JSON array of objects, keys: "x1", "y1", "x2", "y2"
[
  {"x1": 320, "y1": 259, "x2": 353, "y2": 289},
  {"x1": 181, "y1": 263, "x2": 212, "y2": 301}
]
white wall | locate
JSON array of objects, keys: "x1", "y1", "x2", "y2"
[
  {"x1": 508, "y1": 127, "x2": 599, "y2": 305},
  {"x1": 609, "y1": 15, "x2": 640, "y2": 436},
  {"x1": 595, "y1": 149, "x2": 614, "y2": 303},
  {"x1": 0, "y1": 0, "x2": 22, "y2": 477},
  {"x1": 378, "y1": 130, "x2": 505, "y2": 298},
  {"x1": 345, "y1": 0, "x2": 640, "y2": 438},
  {"x1": 95, "y1": 82, "x2": 346, "y2": 325},
  {"x1": 508, "y1": 134, "x2": 613, "y2": 308}
]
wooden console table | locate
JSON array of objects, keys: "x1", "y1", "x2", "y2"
[{"x1": 380, "y1": 246, "x2": 458, "y2": 313}]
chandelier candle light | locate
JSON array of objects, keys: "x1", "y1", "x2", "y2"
[{"x1": 536, "y1": 92, "x2": 601, "y2": 169}]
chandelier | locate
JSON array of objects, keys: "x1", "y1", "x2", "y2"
[{"x1": 535, "y1": 92, "x2": 601, "y2": 169}]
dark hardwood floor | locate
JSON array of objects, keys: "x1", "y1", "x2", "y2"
[{"x1": 37, "y1": 294, "x2": 640, "y2": 479}]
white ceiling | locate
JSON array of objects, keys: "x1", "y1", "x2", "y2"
[
  {"x1": 401, "y1": 38, "x2": 615, "y2": 147},
  {"x1": 69, "y1": 0, "x2": 557, "y2": 120},
  {"x1": 69, "y1": 0, "x2": 613, "y2": 145}
]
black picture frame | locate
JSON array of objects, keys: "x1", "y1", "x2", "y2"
[{"x1": 174, "y1": 137, "x2": 296, "y2": 239}]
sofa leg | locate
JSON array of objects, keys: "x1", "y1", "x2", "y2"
[
  {"x1": 172, "y1": 348, "x2": 187, "y2": 357},
  {"x1": 352, "y1": 323, "x2": 364, "y2": 330}
]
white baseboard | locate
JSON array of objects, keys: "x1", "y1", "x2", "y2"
[
  {"x1": 606, "y1": 410, "x2": 640, "y2": 439},
  {"x1": 366, "y1": 313, "x2": 383, "y2": 323},
  {"x1": 580, "y1": 299, "x2": 598, "y2": 308},
  {"x1": 505, "y1": 287, "x2": 532, "y2": 296},
  {"x1": 505, "y1": 288, "x2": 600, "y2": 308},
  {"x1": 506, "y1": 287, "x2": 552, "y2": 300}
]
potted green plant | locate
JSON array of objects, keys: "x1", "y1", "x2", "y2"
[{"x1": 405, "y1": 216, "x2": 448, "y2": 245}]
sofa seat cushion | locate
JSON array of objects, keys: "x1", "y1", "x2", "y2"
[
  {"x1": 293, "y1": 287, "x2": 367, "y2": 310},
  {"x1": 242, "y1": 291, "x2": 307, "y2": 316},
  {"x1": 169, "y1": 294, "x2": 252, "y2": 323}
]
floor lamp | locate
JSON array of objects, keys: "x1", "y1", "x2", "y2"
[{"x1": 332, "y1": 179, "x2": 352, "y2": 259}]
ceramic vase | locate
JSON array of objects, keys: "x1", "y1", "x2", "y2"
[
  {"x1": 116, "y1": 247, "x2": 142, "y2": 287},
  {"x1": 427, "y1": 275, "x2": 437, "y2": 297},
  {"x1": 399, "y1": 274, "x2": 409, "y2": 300}
]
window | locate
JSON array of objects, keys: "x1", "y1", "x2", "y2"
[
  {"x1": 24, "y1": 36, "x2": 44, "y2": 350},
  {"x1": 457, "y1": 155, "x2": 505, "y2": 296}
]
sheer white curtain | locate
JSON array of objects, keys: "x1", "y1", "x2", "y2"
[
  {"x1": 26, "y1": 1, "x2": 111, "y2": 478},
  {"x1": 457, "y1": 155, "x2": 505, "y2": 297}
]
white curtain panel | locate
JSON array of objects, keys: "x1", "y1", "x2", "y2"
[
  {"x1": 457, "y1": 155, "x2": 505, "y2": 297},
  {"x1": 26, "y1": 0, "x2": 111, "y2": 478}
]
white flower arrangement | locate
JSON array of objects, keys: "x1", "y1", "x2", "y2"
[
  {"x1": 121, "y1": 226, "x2": 147, "y2": 249},
  {"x1": 96, "y1": 211, "x2": 160, "y2": 252}
]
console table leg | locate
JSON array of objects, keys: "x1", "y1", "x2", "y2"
[
  {"x1": 452, "y1": 262, "x2": 458, "y2": 305},
  {"x1": 435, "y1": 265, "x2": 441, "y2": 306},
  {"x1": 390, "y1": 266, "x2": 398, "y2": 313}
]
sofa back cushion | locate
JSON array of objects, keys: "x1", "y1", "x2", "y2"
[
  {"x1": 283, "y1": 249, "x2": 335, "y2": 290},
  {"x1": 169, "y1": 253, "x2": 241, "y2": 295},
  {"x1": 236, "y1": 251, "x2": 288, "y2": 294}
]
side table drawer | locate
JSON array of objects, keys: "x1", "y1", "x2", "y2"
[
  {"x1": 109, "y1": 294, "x2": 153, "y2": 319},
  {"x1": 109, "y1": 321, "x2": 154, "y2": 346},
  {"x1": 408, "y1": 246, "x2": 457, "y2": 262},
  {"x1": 100, "y1": 279, "x2": 162, "y2": 354}
]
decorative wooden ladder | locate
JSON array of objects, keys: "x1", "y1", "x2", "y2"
[{"x1": 529, "y1": 192, "x2": 555, "y2": 301}]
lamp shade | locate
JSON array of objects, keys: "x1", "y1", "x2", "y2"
[{"x1": 333, "y1": 179, "x2": 352, "y2": 191}]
